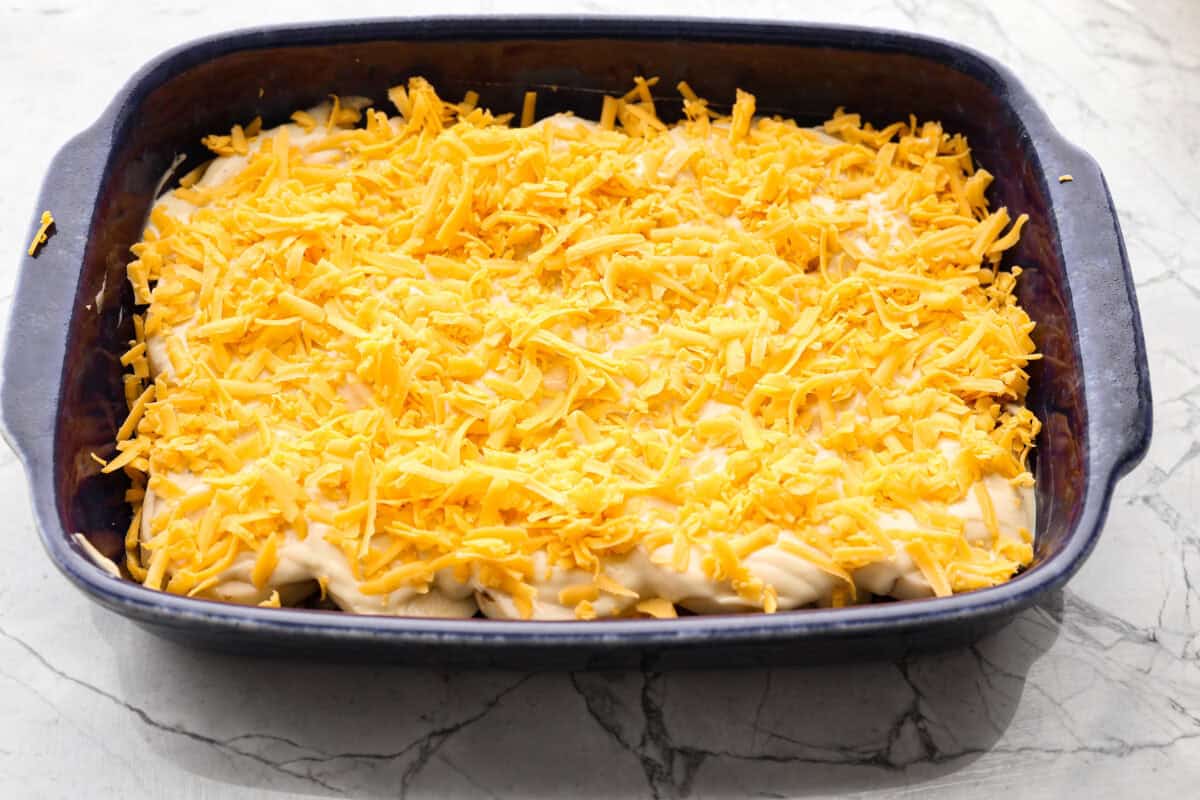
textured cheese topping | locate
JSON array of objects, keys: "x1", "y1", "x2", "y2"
[{"x1": 109, "y1": 78, "x2": 1040, "y2": 619}]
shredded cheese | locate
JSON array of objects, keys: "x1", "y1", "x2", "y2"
[
  {"x1": 28, "y1": 210, "x2": 53, "y2": 256},
  {"x1": 118, "y1": 78, "x2": 1040, "y2": 619}
]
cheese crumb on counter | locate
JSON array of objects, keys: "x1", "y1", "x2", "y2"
[{"x1": 114, "y1": 78, "x2": 1041, "y2": 619}]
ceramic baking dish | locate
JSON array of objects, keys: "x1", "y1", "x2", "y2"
[{"x1": 2, "y1": 17, "x2": 1151, "y2": 668}]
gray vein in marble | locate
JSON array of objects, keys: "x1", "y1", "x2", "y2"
[
  {"x1": 0, "y1": 625, "x2": 352, "y2": 793},
  {"x1": 0, "y1": 661, "x2": 151, "y2": 792},
  {"x1": 2, "y1": 614, "x2": 546, "y2": 796},
  {"x1": 278, "y1": 674, "x2": 534, "y2": 795},
  {"x1": 563, "y1": 645, "x2": 1032, "y2": 799}
]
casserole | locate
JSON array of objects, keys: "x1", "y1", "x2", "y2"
[{"x1": 1, "y1": 17, "x2": 1151, "y2": 668}]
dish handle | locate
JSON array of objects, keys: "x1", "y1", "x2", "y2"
[
  {"x1": 1053, "y1": 149, "x2": 1153, "y2": 481},
  {"x1": 1, "y1": 122, "x2": 111, "y2": 473}
]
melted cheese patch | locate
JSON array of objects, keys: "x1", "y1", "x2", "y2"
[{"x1": 115, "y1": 79, "x2": 1041, "y2": 619}]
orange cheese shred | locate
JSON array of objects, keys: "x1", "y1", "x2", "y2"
[{"x1": 117, "y1": 78, "x2": 1040, "y2": 616}]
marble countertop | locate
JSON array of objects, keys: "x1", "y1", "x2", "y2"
[{"x1": 1, "y1": 1, "x2": 1197, "y2": 797}]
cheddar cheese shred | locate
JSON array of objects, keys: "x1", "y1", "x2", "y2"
[
  {"x1": 28, "y1": 210, "x2": 54, "y2": 256},
  {"x1": 114, "y1": 78, "x2": 1040, "y2": 620}
]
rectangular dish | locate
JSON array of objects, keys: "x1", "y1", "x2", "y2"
[{"x1": 1, "y1": 16, "x2": 1151, "y2": 668}]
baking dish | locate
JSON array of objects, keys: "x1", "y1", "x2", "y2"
[{"x1": 2, "y1": 17, "x2": 1151, "y2": 668}]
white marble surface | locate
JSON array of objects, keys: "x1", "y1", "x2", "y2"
[{"x1": 1, "y1": 0, "x2": 1197, "y2": 797}]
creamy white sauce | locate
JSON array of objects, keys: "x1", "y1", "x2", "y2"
[{"x1": 73, "y1": 533, "x2": 122, "y2": 578}]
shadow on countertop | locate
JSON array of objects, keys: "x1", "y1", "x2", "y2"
[{"x1": 102, "y1": 594, "x2": 1062, "y2": 798}]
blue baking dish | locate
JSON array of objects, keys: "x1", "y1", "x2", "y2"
[{"x1": 2, "y1": 17, "x2": 1151, "y2": 668}]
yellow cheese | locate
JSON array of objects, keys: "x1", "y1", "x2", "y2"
[
  {"x1": 636, "y1": 597, "x2": 678, "y2": 618},
  {"x1": 521, "y1": 91, "x2": 537, "y2": 127},
  {"x1": 120, "y1": 78, "x2": 1040, "y2": 616},
  {"x1": 27, "y1": 210, "x2": 53, "y2": 256}
]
